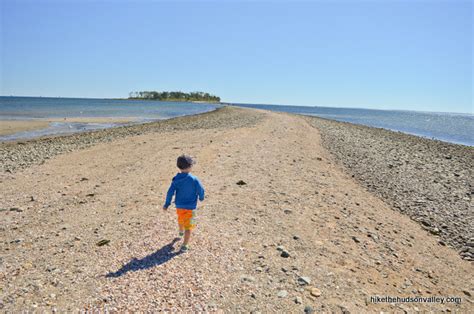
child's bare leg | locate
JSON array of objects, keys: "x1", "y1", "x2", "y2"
[
  {"x1": 183, "y1": 230, "x2": 191, "y2": 246},
  {"x1": 179, "y1": 224, "x2": 184, "y2": 232}
]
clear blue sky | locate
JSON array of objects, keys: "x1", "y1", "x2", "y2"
[{"x1": 1, "y1": 0, "x2": 472, "y2": 113}]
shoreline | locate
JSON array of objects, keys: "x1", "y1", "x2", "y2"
[
  {"x1": 0, "y1": 107, "x2": 260, "y2": 172},
  {"x1": 1, "y1": 106, "x2": 472, "y2": 311},
  {"x1": 226, "y1": 104, "x2": 474, "y2": 147},
  {"x1": 0, "y1": 117, "x2": 140, "y2": 137},
  {"x1": 306, "y1": 115, "x2": 473, "y2": 148},
  {"x1": 0, "y1": 107, "x2": 220, "y2": 141},
  {"x1": 2, "y1": 108, "x2": 472, "y2": 148},
  {"x1": 305, "y1": 114, "x2": 473, "y2": 260},
  {"x1": 0, "y1": 120, "x2": 51, "y2": 137}
]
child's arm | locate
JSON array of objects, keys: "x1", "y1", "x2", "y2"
[
  {"x1": 196, "y1": 178, "x2": 205, "y2": 202},
  {"x1": 163, "y1": 182, "x2": 176, "y2": 210}
]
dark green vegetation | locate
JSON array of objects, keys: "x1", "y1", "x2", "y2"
[{"x1": 129, "y1": 91, "x2": 220, "y2": 102}]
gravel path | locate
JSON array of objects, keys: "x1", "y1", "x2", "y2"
[
  {"x1": 1, "y1": 107, "x2": 472, "y2": 312},
  {"x1": 305, "y1": 116, "x2": 474, "y2": 260}
]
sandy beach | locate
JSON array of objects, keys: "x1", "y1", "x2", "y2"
[{"x1": 1, "y1": 107, "x2": 472, "y2": 312}]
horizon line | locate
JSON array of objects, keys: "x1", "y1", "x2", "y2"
[{"x1": 1, "y1": 94, "x2": 472, "y2": 115}]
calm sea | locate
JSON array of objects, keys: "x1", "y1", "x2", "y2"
[
  {"x1": 0, "y1": 96, "x2": 218, "y2": 141},
  {"x1": 1, "y1": 97, "x2": 473, "y2": 146},
  {"x1": 231, "y1": 103, "x2": 474, "y2": 146}
]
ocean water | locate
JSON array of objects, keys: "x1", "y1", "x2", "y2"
[
  {"x1": 231, "y1": 103, "x2": 474, "y2": 146},
  {"x1": 1, "y1": 97, "x2": 473, "y2": 146},
  {"x1": 0, "y1": 96, "x2": 218, "y2": 141}
]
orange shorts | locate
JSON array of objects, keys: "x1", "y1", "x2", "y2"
[{"x1": 176, "y1": 208, "x2": 196, "y2": 230}]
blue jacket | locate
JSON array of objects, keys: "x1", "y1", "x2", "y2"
[{"x1": 164, "y1": 173, "x2": 205, "y2": 210}]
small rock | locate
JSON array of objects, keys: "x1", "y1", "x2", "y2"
[
  {"x1": 280, "y1": 250, "x2": 290, "y2": 258},
  {"x1": 295, "y1": 296, "x2": 302, "y2": 304},
  {"x1": 96, "y1": 239, "x2": 110, "y2": 246},
  {"x1": 293, "y1": 235, "x2": 300, "y2": 240},
  {"x1": 420, "y1": 220, "x2": 431, "y2": 227},
  {"x1": 80, "y1": 177, "x2": 89, "y2": 181},
  {"x1": 462, "y1": 290, "x2": 471, "y2": 297},
  {"x1": 304, "y1": 306, "x2": 314, "y2": 313},
  {"x1": 10, "y1": 207, "x2": 23, "y2": 212},
  {"x1": 283, "y1": 209, "x2": 293, "y2": 214},
  {"x1": 240, "y1": 275, "x2": 255, "y2": 283},
  {"x1": 310, "y1": 287, "x2": 321, "y2": 297},
  {"x1": 277, "y1": 290, "x2": 288, "y2": 298},
  {"x1": 236, "y1": 180, "x2": 247, "y2": 186},
  {"x1": 351, "y1": 236, "x2": 361, "y2": 243},
  {"x1": 298, "y1": 276, "x2": 311, "y2": 285}
]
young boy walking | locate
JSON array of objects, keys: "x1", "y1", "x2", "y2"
[{"x1": 163, "y1": 155, "x2": 205, "y2": 252}]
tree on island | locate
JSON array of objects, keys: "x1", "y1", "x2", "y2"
[{"x1": 129, "y1": 91, "x2": 220, "y2": 102}]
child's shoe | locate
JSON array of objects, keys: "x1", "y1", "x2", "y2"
[
  {"x1": 178, "y1": 231, "x2": 184, "y2": 238},
  {"x1": 180, "y1": 244, "x2": 190, "y2": 253}
]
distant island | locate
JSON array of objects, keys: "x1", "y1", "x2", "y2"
[{"x1": 128, "y1": 91, "x2": 221, "y2": 103}]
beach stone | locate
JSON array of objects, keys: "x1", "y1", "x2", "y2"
[
  {"x1": 96, "y1": 239, "x2": 110, "y2": 246},
  {"x1": 298, "y1": 276, "x2": 311, "y2": 285},
  {"x1": 295, "y1": 296, "x2": 303, "y2": 304},
  {"x1": 277, "y1": 290, "x2": 288, "y2": 298},
  {"x1": 236, "y1": 180, "x2": 247, "y2": 186},
  {"x1": 304, "y1": 306, "x2": 314, "y2": 313},
  {"x1": 310, "y1": 288, "x2": 321, "y2": 297},
  {"x1": 429, "y1": 228, "x2": 441, "y2": 235},
  {"x1": 280, "y1": 250, "x2": 290, "y2": 258},
  {"x1": 351, "y1": 236, "x2": 361, "y2": 243},
  {"x1": 283, "y1": 209, "x2": 293, "y2": 214},
  {"x1": 306, "y1": 115, "x2": 473, "y2": 258},
  {"x1": 240, "y1": 275, "x2": 255, "y2": 283}
]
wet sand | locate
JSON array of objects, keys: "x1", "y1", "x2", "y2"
[
  {"x1": 0, "y1": 120, "x2": 51, "y2": 136},
  {"x1": 0, "y1": 117, "x2": 138, "y2": 137}
]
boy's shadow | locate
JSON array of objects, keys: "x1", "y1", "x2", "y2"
[{"x1": 106, "y1": 237, "x2": 181, "y2": 278}]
